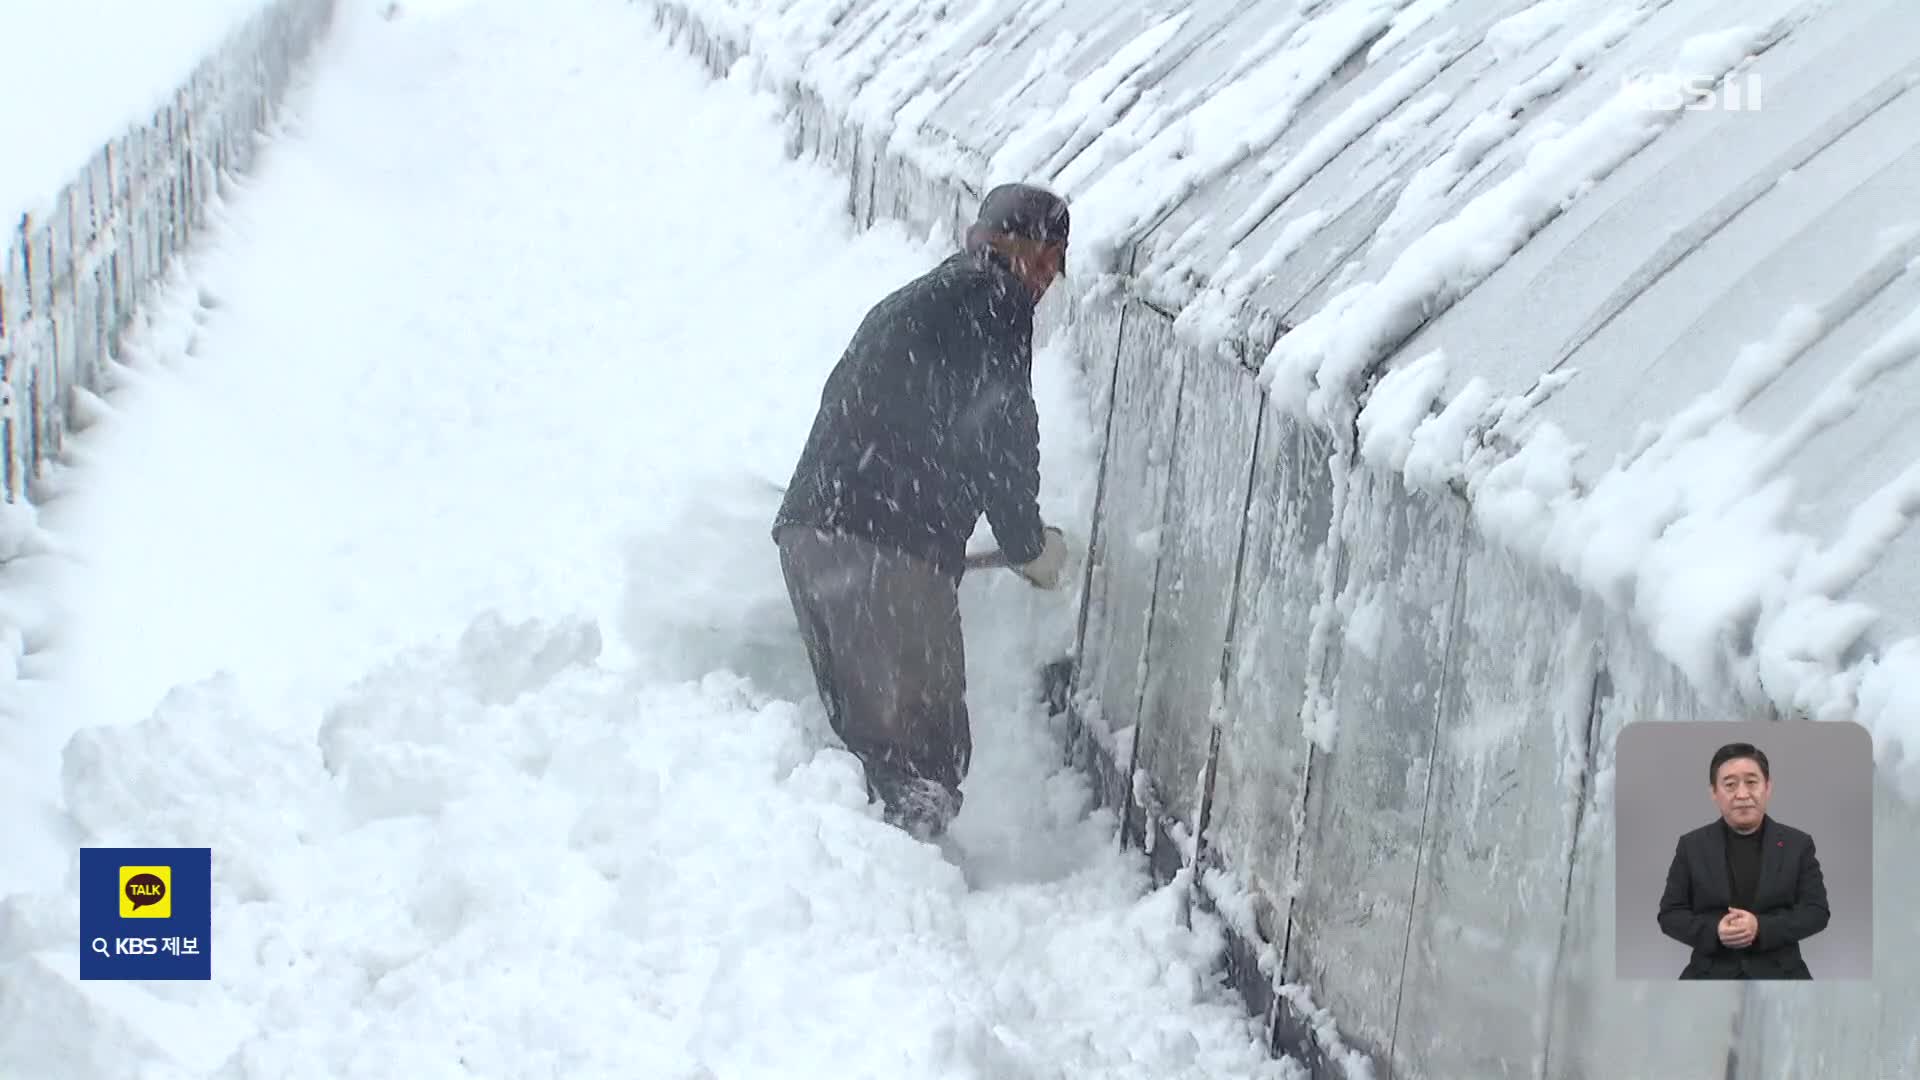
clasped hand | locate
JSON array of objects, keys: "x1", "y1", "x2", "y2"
[{"x1": 1717, "y1": 908, "x2": 1758, "y2": 949}]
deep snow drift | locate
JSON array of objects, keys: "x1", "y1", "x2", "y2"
[{"x1": 0, "y1": 1, "x2": 1290, "y2": 1077}]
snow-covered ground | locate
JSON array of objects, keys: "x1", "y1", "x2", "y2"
[{"x1": 0, "y1": 1, "x2": 1290, "y2": 1076}]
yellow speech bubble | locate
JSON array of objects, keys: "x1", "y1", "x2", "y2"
[{"x1": 119, "y1": 865, "x2": 172, "y2": 919}]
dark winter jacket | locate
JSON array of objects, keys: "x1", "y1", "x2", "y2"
[
  {"x1": 773, "y1": 248, "x2": 1048, "y2": 582},
  {"x1": 1657, "y1": 816, "x2": 1829, "y2": 979}
]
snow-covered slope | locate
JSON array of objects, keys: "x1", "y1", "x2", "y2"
[{"x1": 650, "y1": 0, "x2": 1920, "y2": 1076}]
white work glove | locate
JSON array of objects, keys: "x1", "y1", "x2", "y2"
[{"x1": 1016, "y1": 526, "x2": 1071, "y2": 590}]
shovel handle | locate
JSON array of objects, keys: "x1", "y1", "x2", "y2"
[
  {"x1": 966, "y1": 525, "x2": 1065, "y2": 573},
  {"x1": 964, "y1": 548, "x2": 1010, "y2": 571}
]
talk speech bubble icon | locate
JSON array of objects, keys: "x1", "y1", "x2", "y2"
[{"x1": 124, "y1": 872, "x2": 167, "y2": 912}]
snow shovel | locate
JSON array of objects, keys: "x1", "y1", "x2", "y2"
[{"x1": 964, "y1": 530, "x2": 1079, "y2": 717}]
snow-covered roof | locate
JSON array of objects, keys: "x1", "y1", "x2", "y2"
[{"x1": 692, "y1": 0, "x2": 1920, "y2": 796}]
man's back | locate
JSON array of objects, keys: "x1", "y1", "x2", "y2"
[{"x1": 775, "y1": 250, "x2": 1048, "y2": 579}]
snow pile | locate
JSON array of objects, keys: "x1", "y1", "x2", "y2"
[
  {"x1": 2, "y1": 614, "x2": 1291, "y2": 1078},
  {"x1": 0, "y1": 0, "x2": 281, "y2": 225},
  {"x1": 0, "y1": 1, "x2": 1292, "y2": 1075}
]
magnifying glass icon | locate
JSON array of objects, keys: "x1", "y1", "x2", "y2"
[{"x1": 90, "y1": 937, "x2": 110, "y2": 958}]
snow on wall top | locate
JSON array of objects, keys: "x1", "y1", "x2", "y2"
[
  {"x1": 673, "y1": 0, "x2": 1920, "y2": 797},
  {"x1": 0, "y1": 0, "x2": 277, "y2": 227}
]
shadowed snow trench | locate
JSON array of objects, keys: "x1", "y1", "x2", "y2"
[{"x1": 0, "y1": 2, "x2": 1292, "y2": 1077}]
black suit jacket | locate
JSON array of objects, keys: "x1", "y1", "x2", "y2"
[{"x1": 1657, "y1": 815, "x2": 1829, "y2": 979}]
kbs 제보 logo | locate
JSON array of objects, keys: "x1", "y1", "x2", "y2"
[{"x1": 80, "y1": 847, "x2": 211, "y2": 980}]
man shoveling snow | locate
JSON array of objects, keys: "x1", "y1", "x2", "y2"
[{"x1": 772, "y1": 183, "x2": 1075, "y2": 843}]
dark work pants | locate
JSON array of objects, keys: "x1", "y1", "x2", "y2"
[{"x1": 774, "y1": 525, "x2": 970, "y2": 837}]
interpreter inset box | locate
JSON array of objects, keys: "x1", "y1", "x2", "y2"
[
  {"x1": 79, "y1": 847, "x2": 212, "y2": 981},
  {"x1": 1614, "y1": 721, "x2": 1872, "y2": 980}
]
